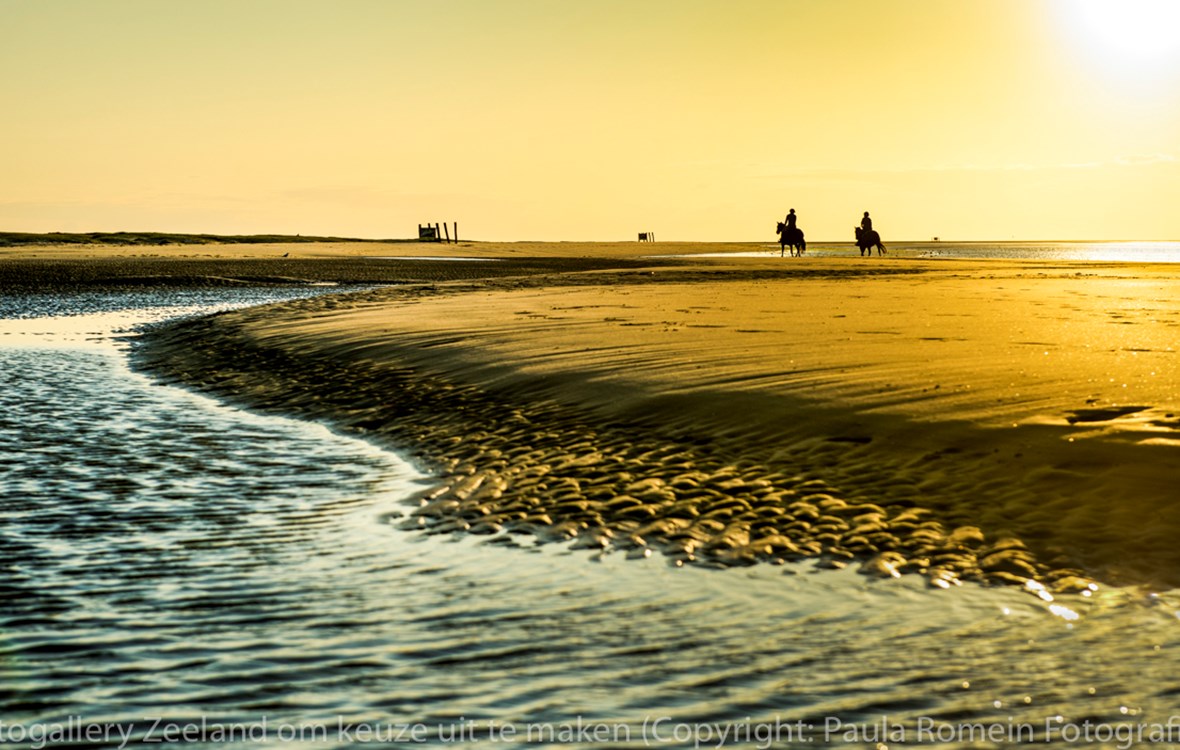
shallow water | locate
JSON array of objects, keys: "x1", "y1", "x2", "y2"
[
  {"x1": 3, "y1": 291, "x2": 1180, "y2": 749},
  {"x1": 661, "y1": 240, "x2": 1180, "y2": 263},
  {"x1": 370, "y1": 256, "x2": 501, "y2": 262}
]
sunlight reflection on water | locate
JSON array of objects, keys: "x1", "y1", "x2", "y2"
[{"x1": 655, "y1": 241, "x2": 1180, "y2": 262}]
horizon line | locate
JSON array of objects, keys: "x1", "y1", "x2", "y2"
[{"x1": 3, "y1": 231, "x2": 1180, "y2": 246}]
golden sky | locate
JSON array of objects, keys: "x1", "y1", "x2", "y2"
[{"x1": 3, "y1": 0, "x2": 1179, "y2": 241}]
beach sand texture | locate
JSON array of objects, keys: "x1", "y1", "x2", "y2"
[{"x1": 122, "y1": 245, "x2": 1179, "y2": 591}]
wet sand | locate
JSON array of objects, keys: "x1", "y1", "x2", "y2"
[
  {"x1": 0, "y1": 242, "x2": 665, "y2": 291},
  {"x1": 18, "y1": 241, "x2": 1177, "y2": 591}
]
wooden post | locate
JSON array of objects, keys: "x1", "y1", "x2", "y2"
[
  {"x1": 453, "y1": 221, "x2": 458, "y2": 244},
  {"x1": 442, "y1": 222, "x2": 451, "y2": 243}
]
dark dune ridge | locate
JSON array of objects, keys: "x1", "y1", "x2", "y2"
[{"x1": 0, "y1": 230, "x2": 395, "y2": 247}]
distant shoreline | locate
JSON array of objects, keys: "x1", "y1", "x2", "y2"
[{"x1": 0, "y1": 231, "x2": 408, "y2": 247}]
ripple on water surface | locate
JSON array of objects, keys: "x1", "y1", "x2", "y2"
[{"x1": 2, "y1": 293, "x2": 1179, "y2": 749}]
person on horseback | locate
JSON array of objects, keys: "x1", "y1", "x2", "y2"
[
  {"x1": 855, "y1": 212, "x2": 885, "y2": 256},
  {"x1": 777, "y1": 209, "x2": 805, "y2": 257}
]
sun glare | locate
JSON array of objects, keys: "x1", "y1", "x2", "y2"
[{"x1": 1067, "y1": 0, "x2": 1180, "y2": 67}]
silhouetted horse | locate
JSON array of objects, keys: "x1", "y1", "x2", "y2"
[
  {"x1": 855, "y1": 227, "x2": 886, "y2": 256},
  {"x1": 776, "y1": 222, "x2": 806, "y2": 257}
]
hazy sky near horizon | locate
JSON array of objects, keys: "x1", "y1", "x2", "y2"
[{"x1": 3, "y1": 0, "x2": 1180, "y2": 242}]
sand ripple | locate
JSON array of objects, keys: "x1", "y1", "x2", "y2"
[{"x1": 134, "y1": 285, "x2": 1123, "y2": 598}]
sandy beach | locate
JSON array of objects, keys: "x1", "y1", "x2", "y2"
[{"x1": 19, "y1": 241, "x2": 1175, "y2": 591}]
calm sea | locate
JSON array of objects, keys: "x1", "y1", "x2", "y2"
[{"x1": 2, "y1": 290, "x2": 1179, "y2": 749}]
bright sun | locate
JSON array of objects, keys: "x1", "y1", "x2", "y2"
[{"x1": 1068, "y1": 0, "x2": 1180, "y2": 66}]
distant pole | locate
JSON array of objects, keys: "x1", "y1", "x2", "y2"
[
  {"x1": 453, "y1": 221, "x2": 458, "y2": 244},
  {"x1": 442, "y1": 222, "x2": 451, "y2": 243}
]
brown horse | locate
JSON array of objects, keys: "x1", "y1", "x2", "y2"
[
  {"x1": 776, "y1": 222, "x2": 806, "y2": 257},
  {"x1": 855, "y1": 227, "x2": 886, "y2": 256}
]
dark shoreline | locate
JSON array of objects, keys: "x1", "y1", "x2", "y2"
[
  {"x1": 0, "y1": 256, "x2": 669, "y2": 292},
  {"x1": 0, "y1": 231, "x2": 402, "y2": 247}
]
